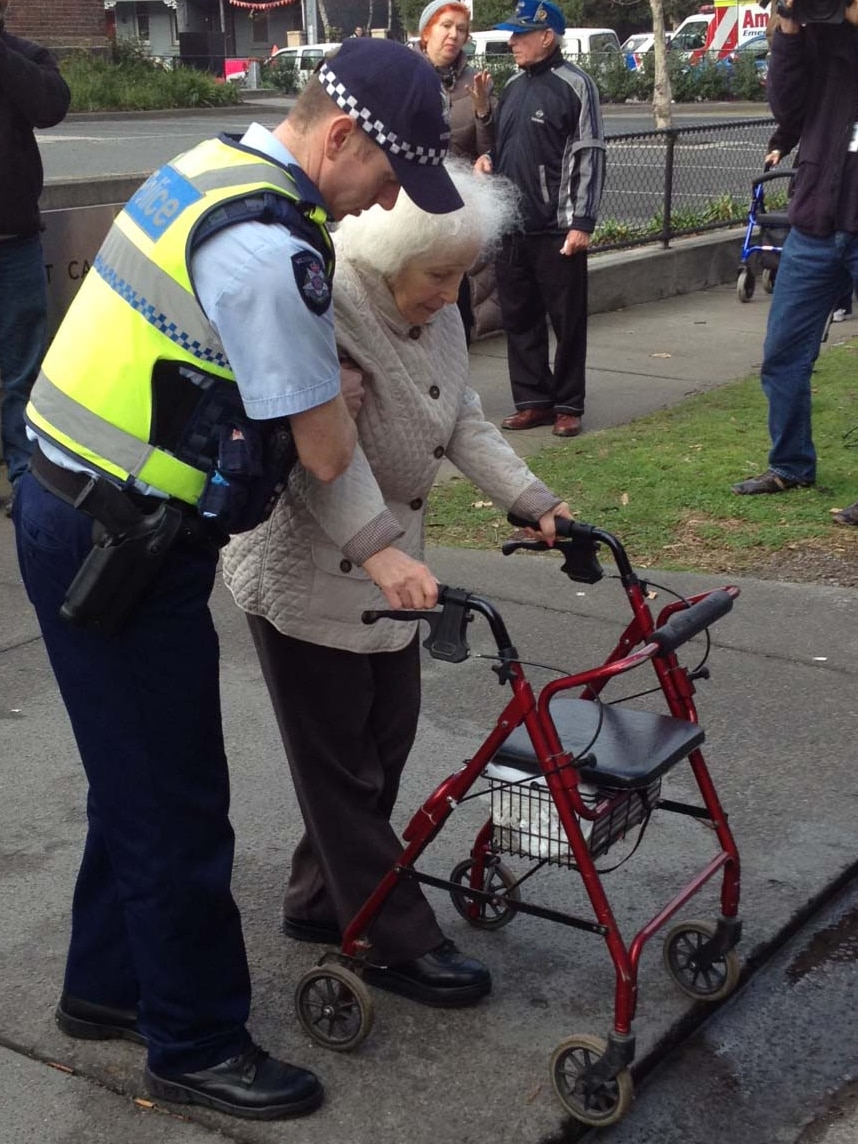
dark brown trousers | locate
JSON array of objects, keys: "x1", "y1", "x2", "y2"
[{"x1": 247, "y1": 615, "x2": 444, "y2": 964}]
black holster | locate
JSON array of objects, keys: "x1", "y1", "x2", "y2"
[{"x1": 31, "y1": 450, "x2": 222, "y2": 636}]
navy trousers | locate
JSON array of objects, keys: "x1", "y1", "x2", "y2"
[{"x1": 14, "y1": 473, "x2": 252, "y2": 1074}]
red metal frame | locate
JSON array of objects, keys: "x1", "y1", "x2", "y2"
[{"x1": 339, "y1": 580, "x2": 741, "y2": 1040}]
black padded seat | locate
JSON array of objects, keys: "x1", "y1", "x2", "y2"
[{"x1": 492, "y1": 697, "x2": 705, "y2": 790}]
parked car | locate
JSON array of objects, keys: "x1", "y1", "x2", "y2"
[
  {"x1": 621, "y1": 31, "x2": 671, "y2": 70},
  {"x1": 723, "y1": 30, "x2": 769, "y2": 84}
]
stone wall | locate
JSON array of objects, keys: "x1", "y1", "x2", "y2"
[{"x1": 5, "y1": 0, "x2": 108, "y2": 50}]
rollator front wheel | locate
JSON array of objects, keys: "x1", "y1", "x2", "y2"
[
  {"x1": 762, "y1": 267, "x2": 775, "y2": 293},
  {"x1": 449, "y1": 857, "x2": 520, "y2": 930},
  {"x1": 737, "y1": 267, "x2": 755, "y2": 302},
  {"x1": 295, "y1": 964, "x2": 374, "y2": 1051},
  {"x1": 550, "y1": 1034, "x2": 633, "y2": 1127},
  {"x1": 663, "y1": 918, "x2": 741, "y2": 1002}
]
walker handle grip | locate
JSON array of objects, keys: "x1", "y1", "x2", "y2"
[{"x1": 650, "y1": 590, "x2": 734, "y2": 655}]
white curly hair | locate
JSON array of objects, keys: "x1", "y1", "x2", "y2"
[{"x1": 333, "y1": 158, "x2": 520, "y2": 278}]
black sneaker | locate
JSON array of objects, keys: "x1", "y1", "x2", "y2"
[
  {"x1": 363, "y1": 939, "x2": 491, "y2": 1008},
  {"x1": 55, "y1": 991, "x2": 146, "y2": 1045},
  {"x1": 145, "y1": 1043, "x2": 323, "y2": 1121}
]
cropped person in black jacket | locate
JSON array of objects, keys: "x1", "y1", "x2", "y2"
[
  {"x1": 731, "y1": 1, "x2": 858, "y2": 525},
  {"x1": 0, "y1": 0, "x2": 70, "y2": 512}
]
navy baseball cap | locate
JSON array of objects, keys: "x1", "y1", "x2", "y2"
[
  {"x1": 495, "y1": 0, "x2": 566, "y2": 35},
  {"x1": 318, "y1": 39, "x2": 463, "y2": 214}
]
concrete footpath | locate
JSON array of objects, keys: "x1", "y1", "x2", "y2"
[{"x1": 2, "y1": 284, "x2": 858, "y2": 1144}]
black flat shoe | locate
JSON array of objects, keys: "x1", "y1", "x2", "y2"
[
  {"x1": 363, "y1": 939, "x2": 491, "y2": 1008},
  {"x1": 282, "y1": 915, "x2": 342, "y2": 944},
  {"x1": 56, "y1": 991, "x2": 146, "y2": 1046},
  {"x1": 145, "y1": 1044, "x2": 323, "y2": 1121}
]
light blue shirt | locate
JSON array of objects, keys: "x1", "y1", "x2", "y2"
[{"x1": 192, "y1": 123, "x2": 340, "y2": 420}]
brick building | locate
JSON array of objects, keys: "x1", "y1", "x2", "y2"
[{"x1": 5, "y1": 0, "x2": 108, "y2": 49}]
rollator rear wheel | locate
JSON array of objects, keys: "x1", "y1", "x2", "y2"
[
  {"x1": 663, "y1": 918, "x2": 741, "y2": 1002},
  {"x1": 737, "y1": 267, "x2": 755, "y2": 302},
  {"x1": 550, "y1": 1034, "x2": 633, "y2": 1127},
  {"x1": 295, "y1": 964, "x2": 374, "y2": 1051},
  {"x1": 762, "y1": 268, "x2": 775, "y2": 293},
  {"x1": 449, "y1": 857, "x2": 520, "y2": 930}
]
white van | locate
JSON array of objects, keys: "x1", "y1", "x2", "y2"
[
  {"x1": 469, "y1": 27, "x2": 620, "y2": 64},
  {"x1": 265, "y1": 42, "x2": 340, "y2": 85},
  {"x1": 561, "y1": 28, "x2": 621, "y2": 61}
]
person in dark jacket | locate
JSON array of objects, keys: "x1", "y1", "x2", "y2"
[
  {"x1": 475, "y1": 0, "x2": 605, "y2": 439},
  {"x1": 0, "y1": 0, "x2": 70, "y2": 513},
  {"x1": 731, "y1": 0, "x2": 858, "y2": 525}
]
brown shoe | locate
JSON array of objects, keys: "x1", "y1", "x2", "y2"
[
  {"x1": 501, "y1": 408, "x2": 555, "y2": 431},
  {"x1": 732, "y1": 470, "x2": 813, "y2": 495},
  {"x1": 832, "y1": 499, "x2": 858, "y2": 526},
  {"x1": 553, "y1": 414, "x2": 582, "y2": 438}
]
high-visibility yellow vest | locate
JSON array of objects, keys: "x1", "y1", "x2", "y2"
[{"x1": 27, "y1": 134, "x2": 333, "y2": 505}]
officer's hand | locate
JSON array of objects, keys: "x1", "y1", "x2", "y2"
[
  {"x1": 560, "y1": 229, "x2": 590, "y2": 256},
  {"x1": 774, "y1": 0, "x2": 800, "y2": 33},
  {"x1": 338, "y1": 356, "x2": 366, "y2": 420},
  {"x1": 474, "y1": 154, "x2": 493, "y2": 175},
  {"x1": 765, "y1": 149, "x2": 782, "y2": 166},
  {"x1": 362, "y1": 548, "x2": 439, "y2": 610},
  {"x1": 846, "y1": 0, "x2": 858, "y2": 27}
]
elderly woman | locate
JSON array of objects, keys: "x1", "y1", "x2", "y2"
[
  {"x1": 223, "y1": 163, "x2": 571, "y2": 1009},
  {"x1": 419, "y1": 0, "x2": 498, "y2": 342}
]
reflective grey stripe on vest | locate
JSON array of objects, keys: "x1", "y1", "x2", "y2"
[
  {"x1": 33, "y1": 373, "x2": 159, "y2": 479},
  {"x1": 186, "y1": 163, "x2": 300, "y2": 196},
  {"x1": 97, "y1": 226, "x2": 230, "y2": 370}
]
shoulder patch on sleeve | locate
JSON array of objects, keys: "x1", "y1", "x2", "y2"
[{"x1": 291, "y1": 250, "x2": 331, "y2": 315}]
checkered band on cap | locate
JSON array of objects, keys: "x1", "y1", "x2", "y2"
[{"x1": 319, "y1": 62, "x2": 449, "y2": 166}]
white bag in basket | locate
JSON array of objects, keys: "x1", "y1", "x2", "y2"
[{"x1": 484, "y1": 761, "x2": 598, "y2": 861}]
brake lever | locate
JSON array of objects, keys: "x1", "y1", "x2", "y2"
[{"x1": 501, "y1": 538, "x2": 550, "y2": 556}]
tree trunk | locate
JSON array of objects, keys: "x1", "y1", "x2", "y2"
[{"x1": 650, "y1": 0, "x2": 673, "y2": 129}]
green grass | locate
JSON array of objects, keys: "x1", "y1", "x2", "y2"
[{"x1": 426, "y1": 341, "x2": 858, "y2": 576}]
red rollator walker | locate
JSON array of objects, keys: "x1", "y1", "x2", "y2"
[{"x1": 293, "y1": 516, "x2": 742, "y2": 1128}]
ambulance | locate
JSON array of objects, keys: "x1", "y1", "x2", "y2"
[{"x1": 670, "y1": 1, "x2": 769, "y2": 62}]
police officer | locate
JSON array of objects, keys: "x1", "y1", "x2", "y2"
[{"x1": 14, "y1": 38, "x2": 461, "y2": 1121}]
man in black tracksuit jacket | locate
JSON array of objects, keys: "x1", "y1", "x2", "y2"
[
  {"x1": 0, "y1": 1, "x2": 70, "y2": 508},
  {"x1": 476, "y1": 0, "x2": 605, "y2": 439},
  {"x1": 731, "y1": 1, "x2": 858, "y2": 524}
]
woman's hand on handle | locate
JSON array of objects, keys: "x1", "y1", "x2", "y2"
[
  {"x1": 362, "y1": 547, "x2": 439, "y2": 610},
  {"x1": 522, "y1": 502, "x2": 573, "y2": 547}
]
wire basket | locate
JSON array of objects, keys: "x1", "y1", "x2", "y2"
[{"x1": 487, "y1": 767, "x2": 662, "y2": 867}]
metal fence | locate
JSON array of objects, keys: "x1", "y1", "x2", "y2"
[{"x1": 596, "y1": 116, "x2": 790, "y2": 254}]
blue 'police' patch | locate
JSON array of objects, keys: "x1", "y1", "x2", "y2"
[
  {"x1": 291, "y1": 250, "x2": 331, "y2": 315},
  {"x1": 125, "y1": 166, "x2": 203, "y2": 242}
]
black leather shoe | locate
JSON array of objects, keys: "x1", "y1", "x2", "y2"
[
  {"x1": 363, "y1": 939, "x2": 491, "y2": 1008},
  {"x1": 145, "y1": 1044, "x2": 323, "y2": 1121},
  {"x1": 282, "y1": 915, "x2": 342, "y2": 944},
  {"x1": 56, "y1": 992, "x2": 146, "y2": 1046}
]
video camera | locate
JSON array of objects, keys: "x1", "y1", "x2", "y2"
[{"x1": 768, "y1": 0, "x2": 850, "y2": 24}]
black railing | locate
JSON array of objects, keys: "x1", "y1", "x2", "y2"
[{"x1": 596, "y1": 116, "x2": 789, "y2": 253}]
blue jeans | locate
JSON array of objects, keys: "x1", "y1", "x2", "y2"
[
  {"x1": 13, "y1": 472, "x2": 253, "y2": 1074},
  {"x1": 0, "y1": 234, "x2": 48, "y2": 485},
  {"x1": 762, "y1": 228, "x2": 858, "y2": 483}
]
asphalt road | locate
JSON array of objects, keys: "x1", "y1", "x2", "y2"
[{"x1": 37, "y1": 101, "x2": 776, "y2": 186}]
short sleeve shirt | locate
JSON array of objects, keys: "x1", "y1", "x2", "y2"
[{"x1": 192, "y1": 123, "x2": 340, "y2": 421}]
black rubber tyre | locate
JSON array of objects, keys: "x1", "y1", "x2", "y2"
[
  {"x1": 550, "y1": 1034, "x2": 634, "y2": 1127},
  {"x1": 762, "y1": 267, "x2": 775, "y2": 294},
  {"x1": 295, "y1": 964, "x2": 374, "y2": 1051},
  {"x1": 449, "y1": 857, "x2": 520, "y2": 930},
  {"x1": 663, "y1": 918, "x2": 741, "y2": 1002},
  {"x1": 737, "y1": 268, "x2": 755, "y2": 302}
]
